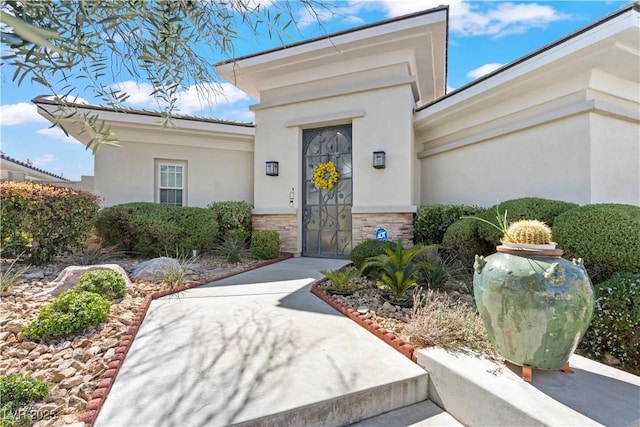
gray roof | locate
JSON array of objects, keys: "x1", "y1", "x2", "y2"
[
  {"x1": 1, "y1": 153, "x2": 69, "y2": 181},
  {"x1": 32, "y1": 96, "x2": 255, "y2": 128}
]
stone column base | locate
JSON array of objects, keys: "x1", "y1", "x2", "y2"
[
  {"x1": 352, "y1": 212, "x2": 414, "y2": 247},
  {"x1": 252, "y1": 214, "x2": 298, "y2": 254}
]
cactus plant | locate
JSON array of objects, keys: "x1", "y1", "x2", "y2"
[{"x1": 503, "y1": 219, "x2": 554, "y2": 245}]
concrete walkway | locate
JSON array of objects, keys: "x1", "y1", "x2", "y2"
[{"x1": 95, "y1": 258, "x2": 439, "y2": 427}]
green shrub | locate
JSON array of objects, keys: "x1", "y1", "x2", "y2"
[
  {"x1": 553, "y1": 204, "x2": 640, "y2": 283},
  {"x1": 361, "y1": 239, "x2": 427, "y2": 302},
  {"x1": 250, "y1": 231, "x2": 280, "y2": 260},
  {"x1": 442, "y1": 218, "x2": 493, "y2": 270},
  {"x1": 228, "y1": 228, "x2": 251, "y2": 247},
  {"x1": 580, "y1": 272, "x2": 640, "y2": 374},
  {"x1": 414, "y1": 204, "x2": 486, "y2": 245},
  {"x1": 0, "y1": 182, "x2": 100, "y2": 264},
  {"x1": 350, "y1": 239, "x2": 391, "y2": 271},
  {"x1": 74, "y1": 270, "x2": 127, "y2": 300},
  {"x1": 0, "y1": 373, "x2": 49, "y2": 426},
  {"x1": 95, "y1": 202, "x2": 219, "y2": 257},
  {"x1": 22, "y1": 291, "x2": 111, "y2": 340},
  {"x1": 217, "y1": 237, "x2": 252, "y2": 264},
  {"x1": 208, "y1": 201, "x2": 252, "y2": 239},
  {"x1": 475, "y1": 197, "x2": 578, "y2": 245},
  {"x1": 320, "y1": 267, "x2": 360, "y2": 292}
]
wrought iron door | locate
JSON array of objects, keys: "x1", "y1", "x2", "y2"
[{"x1": 302, "y1": 125, "x2": 353, "y2": 258}]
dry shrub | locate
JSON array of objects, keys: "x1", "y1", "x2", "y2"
[{"x1": 407, "y1": 289, "x2": 495, "y2": 356}]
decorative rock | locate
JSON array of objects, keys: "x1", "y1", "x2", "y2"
[
  {"x1": 103, "y1": 348, "x2": 115, "y2": 361},
  {"x1": 87, "y1": 346, "x2": 102, "y2": 355},
  {"x1": 59, "y1": 367, "x2": 76, "y2": 378},
  {"x1": 604, "y1": 352, "x2": 621, "y2": 366},
  {"x1": 24, "y1": 270, "x2": 45, "y2": 280},
  {"x1": 73, "y1": 338, "x2": 91, "y2": 348},
  {"x1": 59, "y1": 376, "x2": 83, "y2": 389},
  {"x1": 20, "y1": 341, "x2": 38, "y2": 350},
  {"x1": 101, "y1": 338, "x2": 119, "y2": 349},
  {"x1": 382, "y1": 301, "x2": 396, "y2": 312},
  {"x1": 68, "y1": 395, "x2": 87, "y2": 408},
  {"x1": 40, "y1": 264, "x2": 132, "y2": 297},
  {"x1": 130, "y1": 257, "x2": 181, "y2": 282},
  {"x1": 5, "y1": 322, "x2": 24, "y2": 334},
  {"x1": 47, "y1": 371, "x2": 66, "y2": 383}
]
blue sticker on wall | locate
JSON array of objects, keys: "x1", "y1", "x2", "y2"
[{"x1": 375, "y1": 227, "x2": 388, "y2": 242}]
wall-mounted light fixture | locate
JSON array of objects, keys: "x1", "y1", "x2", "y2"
[
  {"x1": 373, "y1": 151, "x2": 386, "y2": 169},
  {"x1": 265, "y1": 161, "x2": 279, "y2": 176},
  {"x1": 289, "y1": 188, "x2": 295, "y2": 207}
]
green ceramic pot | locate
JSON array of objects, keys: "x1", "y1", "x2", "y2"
[{"x1": 473, "y1": 248, "x2": 595, "y2": 370}]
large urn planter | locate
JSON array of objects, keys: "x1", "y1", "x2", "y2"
[{"x1": 472, "y1": 219, "x2": 595, "y2": 381}]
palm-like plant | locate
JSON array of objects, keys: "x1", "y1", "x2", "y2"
[
  {"x1": 320, "y1": 267, "x2": 360, "y2": 293},
  {"x1": 360, "y1": 240, "x2": 428, "y2": 302}
]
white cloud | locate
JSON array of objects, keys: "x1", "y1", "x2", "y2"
[
  {"x1": 297, "y1": 2, "x2": 373, "y2": 28},
  {"x1": 36, "y1": 126, "x2": 81, "y2": 144},
  {"x1": 466, "y1": 62, "x2": 504, "y2": 79},
  {"x1": 220, "y1": 108, "x2": 255, "y2": 123},
  {"x1": 32, "y1": 154, "x2": 57, "y2": 167},
  {"x1": 110, "y1": 81, "x2": 250, "y2": 116},
  {"x1": 343, "y1": 0, "x2": 568, "y2": 38},
  {"x1": 42, "y1": 95, "x2": 90, "y2": 105},
  {"x1": 110, "y1": 81, "x2": 156, "y2": 107},
  {"x1": 0, "y1": 102, "x2": 47, "y2": 126},
  {"x1": 175, "y1": 83, "x2": 250, "y2": 115}
]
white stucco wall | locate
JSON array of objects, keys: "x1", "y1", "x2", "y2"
[
  {"x1": 94, "y1": 126, "x2": 254, "y2": 207},
  {"x1": 419, "y1": 114, "x2": 592, "y2": 206},
  {"x1": 252, "y1": 83, "x2": 417, "y2": 214},
  {"x1": 416, "y1": 16, "x2": 640, "y2": 208},
  {"x1": 589, "y1": 113, "x2": 640, "y2": 204}
]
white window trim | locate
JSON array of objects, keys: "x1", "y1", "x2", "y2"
[{"x1": 155, "y1": 159, "x2": 187, "y2": 206}]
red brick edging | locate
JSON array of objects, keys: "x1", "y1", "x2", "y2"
[
  {"x1": 310, "y1": 280, "x2": 417, "y2": 362},
  {"x1": 81, "y1": 254, "x2": 293, "y2": 427}
]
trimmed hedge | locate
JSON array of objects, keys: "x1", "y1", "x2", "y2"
[
  {"x1": 442, "y1": 218, "x2": 493, "y2": 270},
  {"x1": 414, "y1": 204, "x2": 486, "y2": 245},
  {"x1": 580, "y1": 272, "x2": 640, "y2": 374},
  {"x1": 554, "y1": 204, "x2": 640, "y2": 283},
  {"x1": 208, "y1": 201, "x2": 252, "y2": 239},
  {"x1": 250, "y1": 230, "x2": 280, "y2": 259},
  {"x1": 0, "y1": 182, "x2": 100, "y2": 264},
  {"x1": 476, "y1": 197, "x2": 578, "y2": 245},
  {"x1": 95, "y1": 202, "x2": 218, "y2": 257},
  {"x1": 22, "y1": 291, "x2": 111, "y2": 340},
  {"x1": 350, "y1": 239, "x2": 391, "y2": 272}
]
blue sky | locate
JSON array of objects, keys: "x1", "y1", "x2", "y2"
[{"x1": 0, "y1": 1, "x2": 627, "y2": 180}]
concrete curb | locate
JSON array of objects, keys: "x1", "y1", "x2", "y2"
[
  {"x1": 80, "y1": 254, "x2": 293, "y2": 427},
  {"x1": 310, "y1": 281, "x2": 417, "y2": 362}
]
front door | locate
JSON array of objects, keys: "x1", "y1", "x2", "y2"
[{"x1": 302, "y1": 125, "x2": 353, "y2": 258}]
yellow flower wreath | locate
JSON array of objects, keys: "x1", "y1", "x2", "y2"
[{"x1": 312, "y1": 161, "x2": 340, "y2": 190}]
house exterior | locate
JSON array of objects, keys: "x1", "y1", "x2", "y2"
[
  {"x1": 35, "y1": 4, "x2": 640, "y2": 258},
  {"x1": 0, "y1": 153, "x2": 94, "y2": 191}
]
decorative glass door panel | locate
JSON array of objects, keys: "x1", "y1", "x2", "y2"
[{"x1": 302, "y1": 125, "x2": 352, "y2": 258}]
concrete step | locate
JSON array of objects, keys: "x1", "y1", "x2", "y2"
[
  {"x1": 348, "y1": 399, "x2": 463, "y2": 426},
  {"x1": 417, "y1": 347, "x2": 640, "y2": 427},
  {"x1": 238, "y1": 375, "x2": 430, "y2": 427}
]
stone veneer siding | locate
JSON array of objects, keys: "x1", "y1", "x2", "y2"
[
  {"x1": 352, "y1": 213, "x2": 414, "y2": 247},
  {"x1": 253, "y1": 214, "x2": 298, "y2": 254}
]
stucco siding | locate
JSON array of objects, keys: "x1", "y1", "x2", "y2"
[
  {"x1": 419, "y1": 114, "x2": 592, "y2": 207},
  {"x1": 95, "y1": 140, "x2": 253, "y2": 207},
  {"x1": 589, "y1": 112, "x2": 640, "y2": 204},
  {"x1": 253, "y1": 84, "x2": 416, "y2": 212}
]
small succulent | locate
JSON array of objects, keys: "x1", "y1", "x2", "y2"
[
  {"x1": 320, "y1": 267, "x2": 360, "y2": 292},
  {"x1": 503, "y1": 219, "x2": 554, "y2": 245}
]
